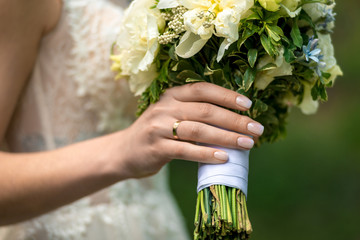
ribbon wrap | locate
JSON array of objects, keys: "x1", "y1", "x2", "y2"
[{"x1": 197, "y1": 146, "x2": 249, "y2": 197}]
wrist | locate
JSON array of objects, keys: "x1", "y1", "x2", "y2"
[{"x1": 95, "y1": 129, "x2": 134, "y2": 182}]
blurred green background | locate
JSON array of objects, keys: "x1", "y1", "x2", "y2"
[{"x1": 169, "y1": 1, "x2": 360, "y2": 239}]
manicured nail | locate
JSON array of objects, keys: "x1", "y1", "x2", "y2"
[
  {"x1": 247, "y1": 122, "x2": 264, "y2": 136},
  {"x1": 237, "y1": 137, "x2": 254, "y2": 149},
  {"x1": 214, "y1": 151, "x2": 229, "y2": 162},
  {"x1": 236, "y1": 96, "x2": 252, "y2": 109}
]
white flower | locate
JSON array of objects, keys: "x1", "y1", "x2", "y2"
[
  {"x1": 317, "y1": 33, "x2": 343, "y2": 84},
  {"x1": 157, "y1": 0, "x2": 180, "y2": 9},
  {"x1": 255, "y1": 48, "x2": 293, "y2": 90},
  {"x1": 175, "y1": 0, "x2": 254, "y2": 61},
  {"x1": 115, "y1": 0, "x2": 164, "y2": 95},
  {"x1": 317, "y1": 33, "x2": 336, "y2": 70},
  {"x1": 129, "y1": 64, "x2": 159, "y2": 96},
  {"x1": 299, "y1": 82, "x2": 319, "y2": 115},
  {"x1": 183, "y1": 9, "x2": 214, "y2": 39},
  {"x1": 326, "y1": 64, "x2": 343, "y2": 85},
  {"x1": 280, "y1": 0, "x2": 301, "y2": 17},
  {"x1": 303, "y1": 3, "x2": 335, "y2": 22}
]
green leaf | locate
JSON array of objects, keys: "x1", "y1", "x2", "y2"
[
  {"x1": 322, "y1": 71, "x2": 331, "y2": 79},
  {"x1": 299, "y1": 9, "x2": 315, "y2": 29},
  {"x1": 258, "y1": 63, "x2": 277, "y2": 71},
  {"x1": 290, "y1": 19, "x2": 303, "y2": 48},
  {"x1": 244, "y1": 38, "x2": 255, "y2": 50},
  {"x1": 236, "y1": 88, "x2": 246, "y2": 95},
  {"x1": 248, "y1": 49, "x2": 258, "y2": 68},
  {"x1": 149, "y1": 80, "x2": 160, "y2": 103},
  {"x1": 171, "y1": 60, "x2": 194, "y2": 72},
  {"x1": 247, "y1": 11, "x2": 262, "y2": 20},
  {"x1": 251, "y1": 6, "x2": 264, "y2": 19},
  {"x1": 266, "y1": 25, "x2": 284, "y2": 42},
  {"x1": 176, "y1": 70, "x2": 203, "y2": 82},
  {"x1": 260, "y1": 34, "x2": 276, "y2": 57},
  {"x1": 266, "y1": 25, "x2": 281, "y2": 42},
  {"x1": 319, "y1": 83, "x2": 328, "y2": 101},
  {"x1": 243, "y1": 68, "x2": 256, "y2": 92},
  {"x1": 185, "y1": 78, "x2": 206, "y2": 83},
  {"x1": 237, "y1": 28, "x2": 256, "y2": 50},
  {"x1": 311, "y1": 82, "x2": 319, "y2": 101},
  {"x1": 235, "y1": 74, "x2": 243, "y2": 87},
  {"x1": 204, "y1": 65, "x2": 225, "y2": 86},
  {"x1": 264, "y1": 11, "x2": 281, "y2": 23},
  {"x1": 252, "y1": 99, "x2": 269, "y2": 118},
  {"x1": 233, "y1": 59, "x2": 248, "y2": 67},
  {"x1": 284, "y1": 45, "x2": 296, "y2": 63},
  {"x1": 169, "y1": 44, "x2": 178, "y2": 61}
]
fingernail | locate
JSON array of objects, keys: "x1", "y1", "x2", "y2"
[
  {"x1": 247, "y1": 122, "x2": 264, "y2": 136},
  {"x1": 214, "y1": 151, "x2": 229, "y2": 162},
  {"x1": 236, "y1": 96, "x2": 252, "y2": 109},
  {"x1": 237, "y1": 137, "x2": 254, "y2": 149}
]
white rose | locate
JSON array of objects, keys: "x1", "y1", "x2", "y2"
[
  {"x1": 129, "y1": 64, "x2": 159, "y2": 96},
  {"x1": 255, "y1": 48, "x2": 293, "y2": 90},
  {"x1": 116, "y1": 0, "x2": 164, "y2": 95},
  {"x1": 183, "y1": 9, "x2": 215, "y2": 39},
  {"x1": 176, "y1": 0, "x2": 254, "y2": 61}
]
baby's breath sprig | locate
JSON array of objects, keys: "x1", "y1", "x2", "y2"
[{"x1": 159, "y1": 6, "x2": 187, "y2": 45}]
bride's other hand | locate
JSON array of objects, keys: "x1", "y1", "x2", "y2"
[{"x1": 114, "y1": 82, "x2": 264, "y2": 179}]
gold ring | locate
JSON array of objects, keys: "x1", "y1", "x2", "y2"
[{"x1": 172, "y1": 120, "x2": 181, "y2": 140}]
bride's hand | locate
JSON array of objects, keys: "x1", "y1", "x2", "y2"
[{"x1": 116, "y1": 82, "x2": 264, "y2": 179}]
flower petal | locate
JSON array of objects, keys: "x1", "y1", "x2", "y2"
[
  {"x1": 175, "y1": 31, "x2": 209, "y2": 58},
  {"x1": 138, "y1": 14, "x2": 160, "y2": 72},
  {"x1": 157, "y1": 0, "x2": 179, "y2": 9},
  {"x1": 299, "y1": 82, "x2": 319, "y2": 115},
  {"x1": 217, "y1": 38, "x2": 234, "y2": 62}
]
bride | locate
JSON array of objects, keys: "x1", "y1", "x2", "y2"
[{"x1": 0, "y1": 0, "x2": 264, "y2": 239}]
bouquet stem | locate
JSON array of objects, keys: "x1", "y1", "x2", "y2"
[{"x1": 194, "y1": 185, "x2": 252, "y2": 240}]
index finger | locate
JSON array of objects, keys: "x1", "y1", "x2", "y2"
[{"x1": 167, "y1": 82, "x2": 252, "y2": 111}]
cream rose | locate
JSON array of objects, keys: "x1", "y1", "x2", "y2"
[
  {"x1": 175, "y1": 0, "x2": 254, "y2": 61},
  {"x1": 115, "y1": 0, "x2": 164, "y2": 95}
]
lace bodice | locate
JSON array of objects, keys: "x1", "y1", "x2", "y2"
[{"x1": 0, "y1": 0, "x2": 189, "y2": 239}]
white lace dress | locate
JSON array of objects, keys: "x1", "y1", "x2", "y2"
[{"x1": 0, "y1": 0, "x2": 189, "y2": 239}]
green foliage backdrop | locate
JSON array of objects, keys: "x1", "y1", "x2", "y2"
[{"x1": 169, "y1": 1, "x2": 360, "y2": 239}]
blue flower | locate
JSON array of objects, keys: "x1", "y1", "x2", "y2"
[
  {"x1": 303, "y1": 37, "x2": 321, "y2": 63},
  {"x1": 317, "y1": 7, "x2": 336, "y2": 31},
  {"x1": 302, "y1": 36, "x2": 326, "y2": 77}
]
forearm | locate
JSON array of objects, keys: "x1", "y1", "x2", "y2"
[{"x1": 0, "y1": 132, "x2": 126, "y2": 225}]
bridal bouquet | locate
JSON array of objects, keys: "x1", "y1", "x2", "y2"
[{"x1": 111, "y1": 0, "x2": 342, "y2": 239}]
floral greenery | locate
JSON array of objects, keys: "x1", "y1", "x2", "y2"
[
  {"x1": 112, "y1": 0, "x2": 341, "y2": 239},
  {"x1": 137, "y1": 0, "x2": 334, "y2": 146}
]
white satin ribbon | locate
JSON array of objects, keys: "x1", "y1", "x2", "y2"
[{"x1": 197, "y1": 146, "x2": 249, "y2": 197}]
